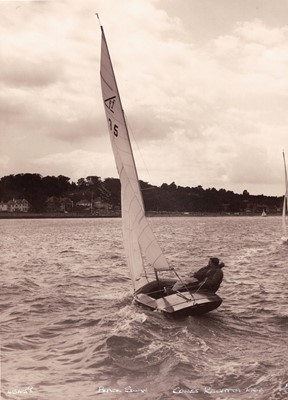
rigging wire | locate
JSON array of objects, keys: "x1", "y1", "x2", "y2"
[{"x1": 124, "y1": 112, "x2": 176, "y2": 232}]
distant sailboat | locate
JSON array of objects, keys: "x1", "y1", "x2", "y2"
[
  {"x1": 261, "y1": 209, "x2": 267, "y2": 217},
  {"x1": 281, "y1": 151, "x2": 288, "y2": 243},
  {"x1": 99, "y1": 23, "x2": 222, "y2": 316}
]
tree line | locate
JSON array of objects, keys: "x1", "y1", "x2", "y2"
[{"x1": 0, "y1": 173, "x2": 283, "y2": 214}]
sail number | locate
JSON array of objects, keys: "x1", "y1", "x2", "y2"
[{"x1": 108, "y1": 118, "x2": 118, "y2": 137}]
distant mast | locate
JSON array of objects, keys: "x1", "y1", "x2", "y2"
[{"x1": 282, "y1": 151, "x2": 288, "y2": 242}]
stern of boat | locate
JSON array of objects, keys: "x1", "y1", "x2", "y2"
[{"x1": 134, "y1": 290, "x2": 222, "y2": 317}]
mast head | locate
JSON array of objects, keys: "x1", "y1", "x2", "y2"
[{"x1": 95, "y1": 13, "x2": 103, "y2": 29}]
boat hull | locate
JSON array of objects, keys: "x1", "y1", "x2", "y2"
[{"x1": 134, "y1": 290, "x2": 222, "y2": 317}]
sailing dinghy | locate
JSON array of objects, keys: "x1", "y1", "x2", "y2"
[
  {"x1": 99, "y1": 24, "x2": 222, "y2": 317},
  {"x1": 281, "y1": 151, "x2": 288, "y2": 243}
]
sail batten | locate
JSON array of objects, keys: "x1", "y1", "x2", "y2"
[{"x1": 100, "y1": 26, "x2": 169, "y2": 291}]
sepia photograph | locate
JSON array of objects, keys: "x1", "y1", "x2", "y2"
[{"x1": 1, "y1": 0, "x2": 288, "y2": 399}]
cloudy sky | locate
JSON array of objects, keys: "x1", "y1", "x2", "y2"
[{"x1": 1, "y1": 0, "x2": 288, "y2": 196}]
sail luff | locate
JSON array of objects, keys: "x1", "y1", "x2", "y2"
[
  {"x1": 100, "y1": 27, "x2": 144, "y2": 204},
  {"x1": 100, "y1": 26, "x2": 169, "y2": 291},
  {"x1": 102, "y1": 32, "x2": 146, "y2": 219}
]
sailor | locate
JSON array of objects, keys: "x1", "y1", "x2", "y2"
[
  {"x1": 172, "y1": 257, "x2": 225, "y2": 293},
  {"x1": 193, "y1": 257, "x2": 225, "y2": 293}
]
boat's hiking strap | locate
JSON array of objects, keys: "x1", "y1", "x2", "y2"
[{"x1": 155, "y1": 266, "x2": 175, "y2": 272}]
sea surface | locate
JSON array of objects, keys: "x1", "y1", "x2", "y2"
[{"x1": 1, "y1": 216, "x2": 288, "y2": 400}]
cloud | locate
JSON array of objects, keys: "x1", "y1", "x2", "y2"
[
  {"x1": 1, "y1": 59, "x2": 62, "y2": 88},
  {"x1": 0, "y1": 155, "x2": 10, "y2": 170},
  {"x1": 235, "y1": 19, "x2": 288, "y2": 46},
  {"x1": 1, "y1": 1, "x2": 288, "y2": 195},
  {"x1": 32, "y1": 149, "x2": 117, "y2": 182}
]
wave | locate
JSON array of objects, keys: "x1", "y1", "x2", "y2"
[{"x1": 2, "y1": 217, "x2": 288, "y2": 400}]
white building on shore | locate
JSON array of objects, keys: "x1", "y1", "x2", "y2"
[{"x1": 0, "y1": 199, "x2": 30, "y2": 212}]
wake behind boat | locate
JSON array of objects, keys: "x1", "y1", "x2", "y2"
[{"x1": 99, "y1": 22, "x2": 223, "y2": 317}]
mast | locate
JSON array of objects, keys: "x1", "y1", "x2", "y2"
[
  {"x1": 100, "y1": 25, "x2": 145, "y2": 210},
  {"x1": 99, "y1": 20, "x2": 170, "y2": 291}
]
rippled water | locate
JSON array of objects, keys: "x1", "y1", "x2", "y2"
[{"x1": 1, "y1": 216, "x2": 288, "y2": 400}]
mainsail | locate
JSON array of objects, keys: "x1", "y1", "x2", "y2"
[
  {"x1": 100, "y1": 26, "x2": 169, "y2": 291},
  {"x1": 282, "y1": 151, "x2": 288, "y2": 238}
]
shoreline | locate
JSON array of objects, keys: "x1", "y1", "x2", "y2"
[
  {"x1": 0, "y1": 211, "x2": 280, "y2": 219},
  {"x1": 0, "y1": 212, "x2": 120, "y2": 219}
]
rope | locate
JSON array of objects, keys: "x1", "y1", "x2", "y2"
[
  {"x1": 171, "y1": 268, "x2": 195, "y2": 302},
  {"x1": 194, "y1": 277, "x2": 207, "y2": 294}
]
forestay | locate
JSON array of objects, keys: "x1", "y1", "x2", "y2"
[{"x1": 100, "y1": 27, "x2": 169, "y2": 291}]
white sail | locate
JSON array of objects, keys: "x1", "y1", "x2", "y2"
[
  {"x1": 282, "y1": 151, "x2": 288, "y2": 239},
  {"x1": 100, "y1": 26, "x2": 169, "y2": 291}
]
